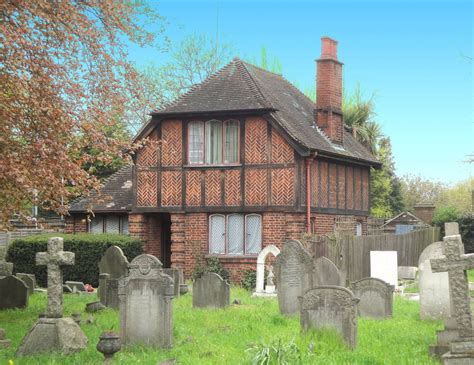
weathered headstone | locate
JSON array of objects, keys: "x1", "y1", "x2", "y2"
[
  {"x1": 300, "y1": 286, "x2": 359, "y2": 349},
  {"x1": 163, "y1": 267, "x2": 185, "y2": 298},
  {"x1": 314, "y1": 256, "x2": 343, "y2": 286},
  {"x1": 398, "y1": 266, "x2": 418, "y2": 280},
  {"x1": 0, "y1": 258, "x2": 13, "y2": 277},
  {"x1": 16, "y1": 273, "x2": 36, "y2": 295},
  {"x1": 370, "y1": 251, "x2": 398, "y2": 287},
  {"x1": 17, "y1": 237, "x2": 87, "y2": 356},
  {"x1": 274, "y1": 239, "x2": 315, "y2": 315},
  {"x1": 430, "y1": 235, "x2": 474, "y2": 364},
  {"x1": 0, "y1": 328, "x2": 11, "y2": 348},
  {"x1": 99, "y1": 246, "x2": 129, "y2": 309},
  {"x1": 254, "y1": 245, "x2": 280, "y2": 296},
  {"x1": 119, "y1": 254, "x2": 174, "y2": 348},
  {"x1": 419, "y1": 242, "x2": 451, "y2": 320},
  {"x1": 350, "y1": 277, "x2": 394, "y2": 318},
  {"x1": 0, "y1": 275, "x2": 29, "y2": 309},
  {"x1": 65, "y1": 281, "x2": 86, "y2": 293},
  {"x1": 192, "y1": 272, "x2": 230, "y2": 308}
]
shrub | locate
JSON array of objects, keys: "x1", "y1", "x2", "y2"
[
  {"x1": 247, "y1": 338, "x2": 306, "y2": 365},
  {"x1": 192, "y1": 255, "x2": 230, "y2": 282},
  {"x1": 432, "y1": 205, "x2": 460, "y2": 235},
  {"x1": 241, "y1": 269, "x2": 257, "y2": 291},
  {"x1": 6, "y1": 233, "x2": 143, "y2": 287}
]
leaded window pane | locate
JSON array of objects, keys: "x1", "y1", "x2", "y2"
[
  {"x1": 106, "y1": 216, "x2": 120, "y2": 234},
  {"x1": 224, "y1": 120, "x2": 239, "y2": 164},
  {"x1": 209, "y1": 215, "x2": 225, "y2": 254},
  {"x1": 90, "y1": 216, "x2": 104, "y2": 233},
  {"x1": 246, "y1": 215, "x2": 262, "y2": 254},
  {"x1": 206, "y1": 120, "x2": 222, "y2": 164},
  {"x1": 227, "y1": 214, "x2": 244, "y2": 255},
  {"x1": 121, "y1": 217, "x2": 129, "y2": 235},
  {"x1": 189, "y1": 122, "x2": 204, "y2": 164}
]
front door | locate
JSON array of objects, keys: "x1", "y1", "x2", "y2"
[{"x1": 161, "y1": 214, "x2": 172, "y2": 268}]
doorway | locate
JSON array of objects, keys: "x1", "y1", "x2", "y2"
[{"x1": 160, "y1": 214, "x2": 172, "y2": 268}]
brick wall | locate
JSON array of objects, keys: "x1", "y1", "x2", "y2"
[{"x1": 65, "y1": 214, "x2": 88, "y2": 233}]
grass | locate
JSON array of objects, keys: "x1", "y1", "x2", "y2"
[{"x1": 0, "y1": 288, "x2": 442, "y2": 365}]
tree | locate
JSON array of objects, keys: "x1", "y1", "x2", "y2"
[
  {"x1": 399, "y1": 175, "x2": 447, "y2": 210},
  {"x1": 128, "y1": 34, "x2": 234, "y2": 133},
  {"x1": 0, "y1": 1, "x2": 162, "y2": 224}
]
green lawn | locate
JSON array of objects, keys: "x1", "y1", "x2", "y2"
[{"x1": 1, "y1": 288, "x2": 442, "y2": 365}]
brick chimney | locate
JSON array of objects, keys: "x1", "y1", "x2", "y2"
[{"x1": 315, "y1": 37, "x2": 343, "y2": 144}]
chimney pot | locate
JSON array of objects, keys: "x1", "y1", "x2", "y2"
[{"x1": 321, "y1": 37, "x2": 338, "y2": 60}]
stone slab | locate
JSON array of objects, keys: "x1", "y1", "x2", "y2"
[
  {"x1": 16, "y1": 317, "x2": 87, "y2": 356},
  {"x1": 370, "y1": 251, "x2": 398, "y2": 287},
  {"x1": 314, "y1": 256, "x2": 343, "y2": 286},
  {"x1": 16, "y1": 273, "x2": 36, "y2": 296},
  {"x1": 163, "y1": 268, "x2": 184, "y2": 298},
  {"x1": 65, "y1": 281, "x2": 86, "y2": 292},
  {"x1": 193, "y1": 272, "x2": 230, "y2": 309},
  {"x1": 0, "y1": 260, "x2": 13, "y2": 277},
  {"x1": 0, "y1": 275, "x2": 29, "y2": 309},
  {"x1": 398, "y1": 266, "x2": 418, "y2": 280}
]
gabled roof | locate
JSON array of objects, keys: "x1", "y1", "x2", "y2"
[
  {"x1": 382, "y1": 211, "x2": 430, "y2": 228},
  {"x1": 146, "y1": 58, "x2": 379, "y2": 166},
  {"x1": 69, "y1": 166, "x2": 133, "y2": 213}
]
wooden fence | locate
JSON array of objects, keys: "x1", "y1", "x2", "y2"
[{"x1": 302, "y1": 227, "x2": 440, "y2": 283}]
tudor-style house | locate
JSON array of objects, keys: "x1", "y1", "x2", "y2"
[{"x1": 67, "y1": 37, "x2": 380, "y2": 281}]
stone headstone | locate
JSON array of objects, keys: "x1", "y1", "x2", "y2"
[
  {"x1": 370, "y1": 251, "x2": 398, "y2": 287},
  {"x1": 163, "y1": 268, "x2": 185, "y2": 298},
  {"x1": 430, "y1": 235, "x2": 474, "y2": 364},
  {"x1": 350, "y1": 277, "x2": 394, "y2": 318},
  {"x1": 192, "y1": 272, "x2": 230, "y2": 309},
  {"x1": 419, "y1": 241, "x2": 451, "y2": 320},
  {"x1": 0, "y1": 328, "x2": 11, "y2": 348},
  {"x1": 16, "y1": 273, "x2": 36, "y2": 293},
  {"x1": 254, "y1": 245, "x2": 280, "y2": 295},
  {"x1": 17, "y1": 237, "x2": 87, "y2": 356},
  {"x1": 0, "y1": 275, "x2": 29, "y2": 309},
  {"x1": 99, "y1": 246, "x2": 129, "y2": 309},
  {"x1": 65, "y1": 281, "x2": 86, "y2": 293},
  {"x1": 300, "y1": 286, "x2": 359, "y2": 349},
  {"x1": 274, "y1": 239, "x2": 315, "y2": 315},
  {"x1": 0, "y1": 258, "x2": 13, "y2": 277},
  {"x1": 398, "y1": 266, "x2": 418, "y2": 280},
  {"x1": 314, "y1": 256, "x2": 343, "y2": 286},
  {"x1": 119, "y1": 254, "x2": 174, "y2": 348},
  {"x1": 445, "y1": 222, "x2": 459, "y2": 236}
]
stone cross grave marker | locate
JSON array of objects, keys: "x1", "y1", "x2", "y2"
[
  {"x1": 430, "y1": 235, "x2": 474, "y2": 338},
  {"x1": 36, "y1": 237, "x2": 75, "y2": 318},
  {"x1": 119, "y1": 254, "x2": 174, "y2": 348},
  {"x1": 17, "y1": 237, "x2": 87, "y2": 356}
]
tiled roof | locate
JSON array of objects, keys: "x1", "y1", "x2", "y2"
[
  {"x1": 151, "y1": 58, "x2": 379, "y2": 165},
  {"x1": 69, "y1": 166, "x2": 133, "y2": 213}
]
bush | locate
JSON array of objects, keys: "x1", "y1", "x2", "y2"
[
  {"x1": 241, "y1": 269, "x2": 257, "y2": 291},
  {"x1": 192, "y1": 255, "x2": 230, "y2": 282},
  {"x1": 432, "y1": 205, "x2": 460, "y2": 235},
  {"x1": 6, "y1": 233, "x2": 143, "y2": 287},
  {"x1": 247, "y1": 338, "x2": 306, "y2": 365}
]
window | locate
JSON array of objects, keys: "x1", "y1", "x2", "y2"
[
  {"x1": 89, "y1": 215, "x2": 129, "y2": 235},
  {"x1": 188, "y1": 122, "x2": 204, "y2": 164},
  {"x1": 188, "y1": 120, "x2": 239, "y2": 165},
  {"x1": 355, "y1": 222, "x2": 362, "y2": 236},
  {"x1": 209, "y1": 214, "x2": 262, "y2": 255}
]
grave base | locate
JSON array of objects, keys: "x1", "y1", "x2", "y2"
[
  {"x1": 252, "y1": 291, "x2": 277, "y2": 298},
  {"x1": 17, "y1": 317, "x2": 87, "y2": 356},
  {"x1": 441, "y1": 337, "x2": 474, "y2": 365}
]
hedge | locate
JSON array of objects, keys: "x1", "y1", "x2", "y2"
[{"x1": 6, "y1": 233, "x2": 143, "y2": 288}]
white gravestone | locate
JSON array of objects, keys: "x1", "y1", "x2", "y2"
[
  {"x1": 370, "y1": 251, "x2": 398, "y2": 287},
  {"x1": 254, "y1": 245, "x2": 280, "y2": 297}
]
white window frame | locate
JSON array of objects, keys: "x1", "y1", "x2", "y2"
[
  {"x1": 89, "y1": 215, "x2": 129, "y2": 235},
  {"x1": 208, "y1": 213, "x2": 262, "y2": 255}
]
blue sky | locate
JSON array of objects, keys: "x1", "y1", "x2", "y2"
[{"x1": 128, "y1": 0, "x2": 473, "y2": 185}]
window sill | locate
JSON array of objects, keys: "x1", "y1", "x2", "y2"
[
  {"x1": 184, "y1": 164, "x2": 242, "y2": 168},
  {"x1": 205, "y1": 254, "x2": 258, "y2": 259}
]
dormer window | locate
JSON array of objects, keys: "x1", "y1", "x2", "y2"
[{"x1": 188, "y1": 120, "x2": 239, "y2": 165}]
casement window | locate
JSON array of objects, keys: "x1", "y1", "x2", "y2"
[
  {"x1": 209, "y1": 214, "x2": 262, "y2": 255},
  {"x1": 89, "y1": 215, "x2": 129, "y2": 235},
  {"x1": 188, "y1": 120, "x2": 239, "y2": 165}
]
